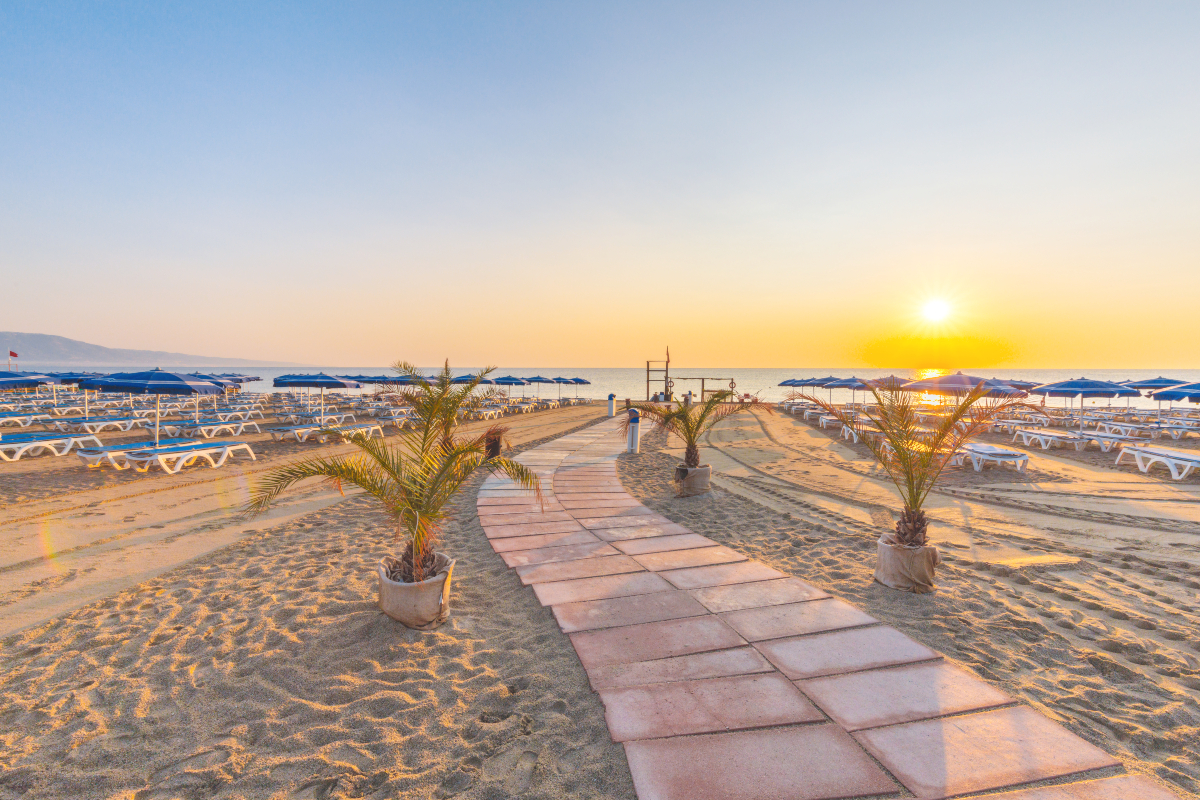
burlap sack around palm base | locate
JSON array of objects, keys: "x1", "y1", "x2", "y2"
[
  {"x1": 874, "y1": 533, "x2": 940, "y2": 594},
  {"x1": 377, "y1": 552, "x2": 455, "y2": 630}
]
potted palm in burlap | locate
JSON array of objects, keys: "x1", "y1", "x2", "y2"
[
  {"x1": 247, "y1": 362, "x2": 540, "y2": 629},
  {"x1": 625, "y1": 391, "x2": 772, "y2": 495},
  {"x1": 795, "y1": 381, "x2": 1024, "y2": 593}
]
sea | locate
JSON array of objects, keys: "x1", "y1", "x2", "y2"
[{"x1": 18, "y1": 365, "x2": 1200, "y2": 411}]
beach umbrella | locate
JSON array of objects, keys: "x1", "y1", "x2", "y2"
[
  {"x1": 868, "y1": 375, "x2": 909, "y2": 391},
  {"x1": 1029, "y1": 378, "x2": 1138, "y2": 423},
  {"x1": 449, "y1": 374, "x2": 497, "y2": 385},
  {"x1": 1149, "y1": 382, "x2": 1200, "y2": 404},
  {"x1": 824, "y1": 377, "x2": 872, "y2": 405},
  {"x1": 795, "y1": 376, "x2": 842, "y2": 402},
  {"x1": 993, "y1": 378, "x2": 1038, "y2": 391},
  {"x1": 95, "y1": 369, "x2": 223, "y2": 445},
  {"x1": 0, "y1": 375, "x2": 44, "y2": 390},
  {"x1": 525, "y1": 376, "x2": 554, "y2": 399},
  {"x1": 188, "y1": 374, "x2": 239, "y2": 420},
  {"x1": 494, "y1": 376, "x2": 529, "y2": 398},
  {"x1": 552, "y1": 377, "x2": 574, "y2": 399},
  {"x1": 901, "y1": 372, "x2": 1026, "y2": 400},
  {"x1": 570, "y1": 377, "x2": 590, "y2": 398},
  {"x1": 0, "y1": 370, "x2": 62, "y2": 404},
  {"x1": 1123, "y1": 377, "x2": 1187, "y2": 393},
  {"x1": 273, "y1": 373, "x2": 361, "y2": 419}
]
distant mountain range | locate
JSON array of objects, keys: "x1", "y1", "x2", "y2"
[{"x1": 1, "y1": 332, "x2": 306, "y2": 368}]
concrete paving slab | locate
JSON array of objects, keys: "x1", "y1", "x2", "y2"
[
  {"x1": 661, "y1": 561, "x2": 787, "y2": 590},
  {"x1": 612, "y1": 534, "x2": 718, "y2": 555},
  {"x1": 577, "y1": 512, "x2": 674, "y2": 529},
  {"x1": 552, "y1": 590, "x2": 709, "y2": 633},
  {"x1": 569, "y1": 615, "x2": 746, "y2": 670},
  {"x1": 489, "y1": 530, "x2": 601, "y2": 552},
  {"x1": 587, "y1": 646, "x2": 775, "y2": 691},
  {"x1": 483, "y1": 520, "x2": 585, "y2": 538},
  {"x1": 853, "y1": 706, "x2": 1121, "y2": 799},
  {"x1": 633, "y1": 545, "x2": 747, "y2": 572},
  {"x1": 515, "y1": 554, "x2": 645, "y2": 585},
  {"x1": 720, "y1": 598, "x2": 877, "y2": 642},
  {"x1": 689, "y1": 578, "x2": 830, "y2": 613},
  {"x1": 968, "y1": 775, "x2": 1183, "y2": 800},
  {"x1": 799, "y1": 661, "x2": 1015, "y2": 731},
  {"x1": 599, "y1": 673, "x2": 823, "y2": 741},
  {"x1": 498, "y1": 541, "x2": 621, "y2": 568},
  {"x1": 624, "y1": 725, "x2": 898, "y2": 800},
  {"x1": 756, "y1": 626, "x2": 941, "y2": 679},
  {"x1": 476, "y1": 502, "x2": 567, "y2": 515},
  {"x1": 593, "y1": 523, "x2": 693, "y2": 541},
  {"x1": 532, "y1": 571, "x2": 675, "y2": 606}
]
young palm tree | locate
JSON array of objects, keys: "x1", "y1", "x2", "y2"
[
  {"x1": 795, "y1": 382, "x2": 1026, "y2": 546},
  {"x1": 626, "y1": 391, "x2": 773, "y2": 468},
  {"x1": 385, "y1": 360, "x2": 509, "y2": 451},
  {"x1": 247, "y1": 364, "x2": 540, "y2": 582}
]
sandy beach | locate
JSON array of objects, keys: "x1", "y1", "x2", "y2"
[
  {"x1": 618, "y1": 411, "x2": 1200, "y2": 795},
  {"x1": 1, "y1": 404, "x2": 638, "y2": 800}
]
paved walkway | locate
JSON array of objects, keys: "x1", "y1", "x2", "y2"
[{"x1": 477, "y1": 417, "x2": 1180, "y2": 800}]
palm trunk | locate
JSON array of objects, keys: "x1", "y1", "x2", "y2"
[
  {"x1": 895, "y1": 507, "x2": 929, "y2": 547},
  {"x1": 684, "y1": 441, "x2": 700, "y2": 468}
]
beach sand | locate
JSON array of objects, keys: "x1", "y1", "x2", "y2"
[
  {"x1": 618, "y1": 416, "x2": 1200, "y2": 796},
  {"x1": 1, "y1": 407, "x2": 636, "y2": 799}
]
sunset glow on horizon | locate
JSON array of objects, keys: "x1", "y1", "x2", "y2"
[{"x1": 2, "y1": 4, "x2": 1198, "y2": 370}]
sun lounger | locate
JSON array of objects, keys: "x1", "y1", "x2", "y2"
[
  {"x1": 958, "y1": 443, "x2": 1029, "y2": 472},
  {"x1": 1012, "y1": 428, "x2": 1087, "y2": 450},
  {"x1": 76, "y1": 438, "x2": 199, "y2": 469},
  {"x1": 1114, "y1": 445, "x2": 1200, "y2": 480},
  {"x1": 0, "y1": 433, "x2": 103, "y2": 461},
  {"x1": 1073, "y1": 430, "x2": 1142, "y2": 453},
  {"x1": 50, "y1": 416, "x2": 154, "y2": 434},
  {"x1": 122, "y1": 441, "x2": 257, "y2": 474},
  {"x1": 268, "y1": 422, "x2": 383, "y2": 443},
  {"x1": 283, "y1": 412, "x2": 356, "y2": 425},
  {"x1": 169, "y1": 419, "x2": 262, "y2": 438},
  {"x1": 0, "y1": 412, "x2": 52, "y2": 428}
]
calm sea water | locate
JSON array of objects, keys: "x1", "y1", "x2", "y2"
[{"x1": 23, "y1": 364, "x2": 1200, "y2": 410}]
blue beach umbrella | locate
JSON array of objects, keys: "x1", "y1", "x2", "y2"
[
  {"x1": 494, "y1": 376, "x2": 529, "y2": 398},
  {"x1": 993, "y1": 379, "x2": 1038, "y2": 391},
  {"x1": 1123, "y1": 377, "x2": 1187, "y2": 392},
  {"x1": 868, "y1": 375, "x2": 909, "y2": 391},
  {"x1": 824, "y1": 377, "x2": 872, "y2": 405},
  {"x1": 274, "y1": 373, "x2": 361, "y2": 418},
  {"x1": 570, "y1": 377, "x2": 590, "y2": 398},
  {"x1": 902, "y1": 372, "x2": 1026, "y2": 399},
  {"x1": 1029, "y1": 378, "x2": 1138, "y2": 420},
  {"x1": 524, "y1": 376, "x2": 554, "y2": 399},
  {"x1": 97, "y1": 369, "x2": 223, "y2": 445},
  {"x1": 1149, "y1": 382, "x2": 1200, "y2": 404}
]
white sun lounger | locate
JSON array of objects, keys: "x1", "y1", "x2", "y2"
[
  {"x1": 1076, "y1": 430, "x2": 1143, "y2": 453},
  {"x1": 1012, "y1": 428, "x2": 1088, "y2": 451},
  {"x1": 268, "y1": 422, "x2": 383, "y2": 443},
  {"x1": 170, "y1": 420, "x2": 262, "y2": 438},
  {"x1": 1115, "y1": 445, "x2": 1200, "y2": 480},
  {"x1": 958, "y1": 443, "x2": 1029, "y2": 472},
  {"x1": 283, "y1": 412, "x2": 356, "y2": 425},
  {"x1": 76, "y1": 438, "x2": 200, "y2": 469},
  {"x1": 0, "y1": 433, "x2": 103, "y2": 461},
  {"x1": 0, "y1": 412, "x2": 52, "y2": 428},
  {"x1": 50, "y1": 416, "x2": 155, "y2": 434},
  {"x1": 123, "y1": 441, "x2": 257, "y2": 474}
]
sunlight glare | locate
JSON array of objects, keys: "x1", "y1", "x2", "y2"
[{"x1": 922, "y1": 298, "x2": 950, "y2": 323}]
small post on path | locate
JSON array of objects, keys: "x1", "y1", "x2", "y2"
[
  {"x1": 626, "y1": 408, "x2": 640, "y2": 454},
  {"x1": 607, "y1": 393, "x2": 616, "y2": 418}
]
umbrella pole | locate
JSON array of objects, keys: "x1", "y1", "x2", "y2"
[
  {"x1": 155, "y1": 395, "x2": 161, "y2": 446},
  {"x1": 84, "y1": 390, "x2": 89, "y2": 420}
]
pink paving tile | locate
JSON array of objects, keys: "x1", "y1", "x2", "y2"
[
  {"x1": 478, "y1": 496, "x2": 558, "y2": 507},
  {"x1": 475, "y1": 511, "x2": 578, "y2": 525},
  {"x1": 799, "y1": 660, "x2": 1015, "y2": 731},
  {"x1": 483, "y1": 520, "x2": 584, "y2": 538},
  {"x1": 476, "y1": 502, "x2": 567, "y2": 515},
  {"x1": 515, "y1": 554, "x2": 644, "y2": 585},
  {"x1": 720, "y1": 598, "x2": 878, "y2": 642},
  {"x1": 612, "y1": 533, "x2": 717, "y2": 555},
  {"x1": 576, "y1": 511, "x2": 670, "y2": 528},
  {"x1": 661, "y1": 560, "x2": 786, "y2": 590},
  {"x1": 532, "y1": 571, "x2": 674, "y2": 607},
  {"x1": 552, "y1": 590, "x2": 709, "y2": 633},
  {"x1": 755, "y1": 625, "x2": 941, "y2": 679},
  {"x1": 599, "y1": 673, "x2": 824, "y2": 741},
  {"x1": 587, "y1": 646, "x2": 775, "y2": 691},
  {"x1": 624, "y1": 724, "x2": 897, "y2": 800},
  {"x1": 853, "y1": 706, "x2": 1121, "y2": 799},
  {"x1": 632, "y1": 545, "x2": 746, "y2": 572},
  {"x1": 498, "y1": 541, "x2": 621, "y2": 568},
  {"x1": 970, "y1": 775, "x2": 1184, "y2": 800},
  {"x1": 689, "y1": 577, "x2": 830, "y2": 613},
  {"x1": 554, "y1": 492, "x2": 633, "y2": 500},
  {"x1": 571, "y1": 505, "x2": 656, "y2": 519},
  {"x1": 477, "y1": 489, "x2": 544, "y2": 498},
  {"x1": 592, "y1": 523, "x2": 693, "y2": 541},
  {"x1": 569, "y1": 615, "x2": 746, "y2": 670},
  {"x1": 559, "y1": 498, "x2": 644, "y2": 510},
  {"x1": 489, "y1": 530, "x2": 600, "y2": 553}
]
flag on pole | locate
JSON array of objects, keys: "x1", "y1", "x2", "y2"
[{"x1": 8, "y1": 351, "x2": 16, "y2": 358}]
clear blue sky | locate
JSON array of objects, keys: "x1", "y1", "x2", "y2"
[{"x1": 3, "y1": 2, "x2": 1198, "y2": 367}]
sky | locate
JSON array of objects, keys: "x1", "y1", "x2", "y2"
[{"x1": 2, "y1": 2, "x2": 1198, "y2": 368}]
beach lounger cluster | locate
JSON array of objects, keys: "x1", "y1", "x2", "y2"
[
  {"x1": 75, "y1": 438, "x2": 199, "y2": 469},
  {"x1": 0, "y1": 432, "x2": 103, "y2": 461},
  {"x1": 267, "y1": 422, "x2": 384, "y2": 444}
]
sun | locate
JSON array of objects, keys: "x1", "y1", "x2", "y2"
[{"x1": 922, "y1": 298, "x2": 950, "y2": 323}]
